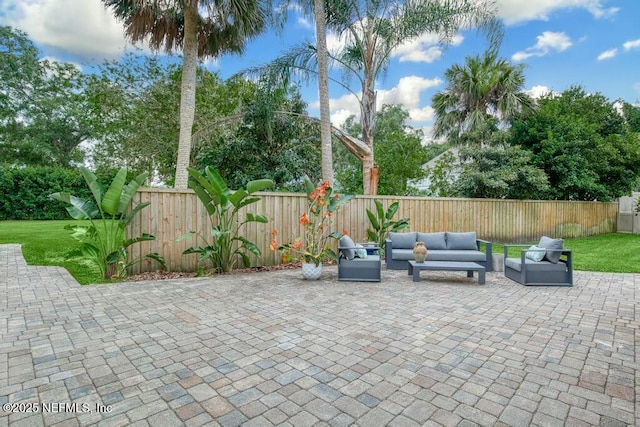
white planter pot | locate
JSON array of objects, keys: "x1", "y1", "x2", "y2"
[{"x1": 302, "y1": 262, "x2": 323, "y2": 280}]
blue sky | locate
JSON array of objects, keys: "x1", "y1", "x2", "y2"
[{"x1": 1, "y1": 0, "x2": 639, "y2": 139}]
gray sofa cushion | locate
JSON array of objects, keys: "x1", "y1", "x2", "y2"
[
  {"x1": 389, "y1": 232, "x2": 417, "y2": 249},
  {"x1": 505, "y1": 257, "x2": 567, "y2": 272},
  {"x1": 446, "y1": 232, "x2": 477, "y2": 250},
  {"x1": 417, "y1": 232, "x2": 446, "y2": 250},
  {"x1": 392, "y1": 249, "x2": 486, "y2": 262},
  {"x1": 391, "y1": 249, "x2": 414, "y2": 261},
  {"x1": 538, "y1": 236, "x2": 564, "y2": 264},
  {"x1": 427, "y1": 250, "x2": 486, "y2": 262},
  {"x1": 339, "y1": 235, "x2": 356, "y2": 260}
]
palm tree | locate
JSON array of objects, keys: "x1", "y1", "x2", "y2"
[
  {"x1": 247, "y1": 0, "x2": 501, "y2": 194},
  {"x1": 102, "y1": 0, "x2": 267, "y2": 189},
  {"x1": 314, "y1": 0, "x2": 334, "y2": 184},
  {"x1": 432, "y1": 52, "x2": 534, "y2": 144}
]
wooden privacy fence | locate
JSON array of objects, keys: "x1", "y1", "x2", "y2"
[{"x1": 128, "y1": 188, "x2": 618, "y2": 274}]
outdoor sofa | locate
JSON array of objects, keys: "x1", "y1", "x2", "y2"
[{"x1": 385, "y1": 231, "x2": 493, "y2": 271}]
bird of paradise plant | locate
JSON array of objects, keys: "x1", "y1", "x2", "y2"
[{"x1": 271, "y1": 178, "x2": 354, "y2": 266}]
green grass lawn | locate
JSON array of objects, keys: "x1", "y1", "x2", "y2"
[
  {"x1": 0, "y1": 220, "x2": 104, "y2": 285},
  {"x1": 496, "y1": 233, "x2": 640, "y2": 273}
]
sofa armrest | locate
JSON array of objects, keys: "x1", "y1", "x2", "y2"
[
  {"x1": 504, "y1": 244, "x2": 530, "y2": 258},
  {"x1": 477, "y1": 239, "x2": 492, "y2": 271},
  {"x1": 385, "y1": 239, "x2": 392, "y2": 264}
]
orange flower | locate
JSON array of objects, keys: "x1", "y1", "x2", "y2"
[
  {"x1": 343, "y1": 230, "x2": 348, "y2": 235},
  {"x1": 292, "y1": 240, "x2": 303, "y2": 251},
  {"x1": 300, "y1": 212, "x2": 310, "y2": 226},
  {"x1": 269, "y1": 238, "x2": 277, "y2": 251},
  {"x1": 271, "y1": 230, "x2": 278, "y2": 236}
]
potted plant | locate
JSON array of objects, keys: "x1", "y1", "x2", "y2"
[{"x1": 271, "y1": 178, "x2": 354, "y2": 279}]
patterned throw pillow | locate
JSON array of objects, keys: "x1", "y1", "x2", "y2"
[{"x1": 525, "y1": 245, "x2": 545, "y2": 262}]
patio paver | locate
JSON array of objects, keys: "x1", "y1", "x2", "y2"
[{"x1": 0, "y1": 244, "x2": 638, "y2": 426}]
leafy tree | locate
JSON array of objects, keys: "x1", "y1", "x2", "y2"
[
  {"x1": 195, "y1": 82, "x2": 322, "y2": 190},
  {"x1": 249, "y1": 0, "x2": 501, "y2": 194},
  {"x1": 432, "y1": 51, "x2": 533, "y2": 144},
  {"x1": 510, "y1": 86, "x2": 640, "y2": 201},
  {"x1": 621, "y1": 101, "x2": 640, "y2": 133},
  {"x1": 456, "y1": 146, "x2": 549, "y2": 200},
  {"x1": 84, "y1": 53, "x2": 177, "y2": 178},
  {"x1": 336, "y1": 105, "x2": 433, "y2": 195},
  {"x1": 103, "y1": 0, "x2": 268, "y2": 189},
  {"x1": 87, "y1": 56, "x2": 263, "y2": 183},
  {"x1": 0, "y1": 27, "x2": 91, "y2": 167}
]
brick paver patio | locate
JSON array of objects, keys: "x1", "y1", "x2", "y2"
[{"x1": 1, "y1": 244, "x2": 638, "y2": 426}]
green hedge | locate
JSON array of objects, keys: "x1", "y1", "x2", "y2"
[{"x1": 0, "y1": 166, "x2": 118, "y2": 220}]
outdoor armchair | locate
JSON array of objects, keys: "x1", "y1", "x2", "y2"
[
  {"x1": 504, "y1": 237, "x2": 573, "y2": 286},
  {"x1": 338, "y1": 235, "x2": 381, "y2": 282}
]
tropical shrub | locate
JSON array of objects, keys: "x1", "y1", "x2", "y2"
[
  {"x1": 50, "y1": 167, "x2": 165, "y2": 280},
  {"x1": 178, "y1": 166, "x2": 274, "y2": 273},
  {"x1": 271, "y1": 178, "x2": 354, "y2": 266},
  {"x1": 366, "y1": 200, "x2": 409, "y2": 253}
]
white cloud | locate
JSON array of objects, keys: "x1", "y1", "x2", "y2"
[
  {"x1": 496, "y1": 0, "x2": 619, "y2": 25},
  {"x1": 512, "y1": 31, "x2": 572, "y2": 62},
  {"x1": 408, "y1": 106, "x2": 436, "y2": 123},
  {"x1": 526, "y1": 85, "x2": 554, "y2": 99},
  {"x1": 312, "y1": 75, "x2": 442, "y2": 127},
  {"x1": 0, "y1": 0, "x2": 130, "y2": 59},
  {"x1": 377, "y1": 76, "x2": 442, "y2": 109},
  {"x1": 297, "y1": 16, "x2": 313, "y2": 30},
  {"x1": 40, "y1": 55, "x2": 83, "y2": 71},
  {"x1": 597, "y1": 48, "x2": 618, "y2": 61},
  {"x1": 391, "y1": 33, "x2": 464, "y2": 64},
  {"x1": 623, "y1": 39, "x2": 640, "y2": 51}
]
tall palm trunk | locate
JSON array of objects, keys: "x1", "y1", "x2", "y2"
[
  {"x1": 174, "y1": 0, "x2": 198, "y2": 189},
  {"x1": 361, "y1": 75, "x2": 376, "y2": 195},
  {"x1": 314, "y1": 0, "x2": 333, "y2": 185}
]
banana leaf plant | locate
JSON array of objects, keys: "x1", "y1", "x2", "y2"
[
  {"x1": 51, "y1": 167, "x2": 165, "y2": 280},
  {"x1": 366, "y1": 200, "x2": 410, "y2": 254},
  {"x1": 177, "y1": 166, "x2": 274, "y2": 273}
]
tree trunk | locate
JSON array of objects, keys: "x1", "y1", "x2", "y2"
[
  {"x1": 174, "y1": 0, "x2": 198, "y2": 189},
  {"x1": 314, "y1": 0, "x2": 333, "y2": 185},
  {"x1": 361, "y1": 80, "x2": 376, "y2": 194}
]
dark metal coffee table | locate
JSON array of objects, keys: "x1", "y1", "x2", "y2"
[{"x1": 408, "y1": 260, "x2": 486, "y2": 284}]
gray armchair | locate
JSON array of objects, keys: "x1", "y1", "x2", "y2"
[
  {"x1": 338, "y1": 245, "x2": 381, "y2": 282},
  {"x1": 504, "y1": 244, "x2": 573, "y2": 286}
]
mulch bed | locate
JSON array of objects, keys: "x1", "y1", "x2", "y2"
[{"x1": 126, "y1": 262, "x2": 307, "y2": 282}]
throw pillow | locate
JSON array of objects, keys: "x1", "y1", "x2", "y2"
[
  {"x1": 525, "y1": 245, "x2": 545, "y2": 262},
  {"x1": 355, "y1": 243, "x2": 368, "y2": 259},
  {"x1": 538, "y1": 236, "x2": 564, "y2": 264},
  {"x1": 417, "y1": 232, "x2": 446, "y2": 250},
  {"x1": 446, "y1": 232, "x2": 477, "y2": 250},
  {"x1": 339, "y1": 235, "x2": 356, "y2": 260},
  {"x1": 388, "y1": 232, "x2": 417, "y2": 249}
]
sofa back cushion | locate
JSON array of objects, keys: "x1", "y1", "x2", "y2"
[
  {"x1": 417, "y1": 232, "x2": 446, "y2": 250},
  {"x1": 340, "y1": 235, "x2": 357, "y2": 260},
  {"x1": 538, "y1": 236, "x2": 564, "y2": 264},
  {"x1": 388, "y1": 232, "x2": 417, "y2": 249},
  {"x1": 446, "y1": 232, "x2": 477, "y2": 250}
]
